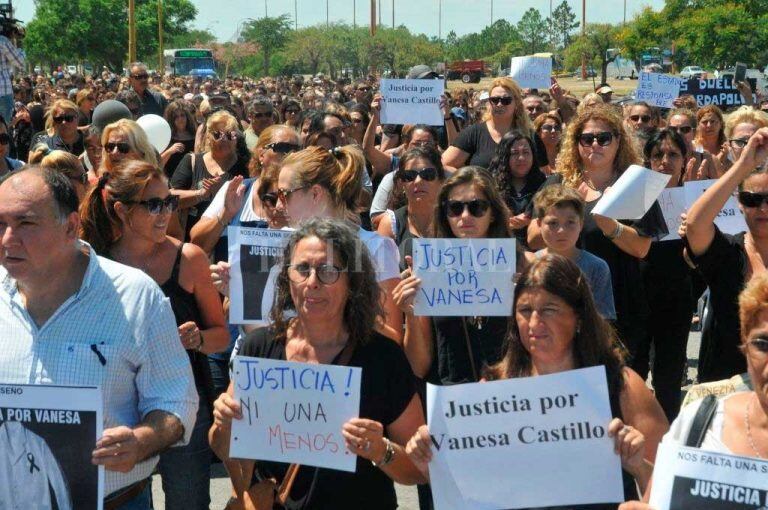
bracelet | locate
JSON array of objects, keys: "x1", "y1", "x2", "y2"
[
  {"x1": 444, "y1": 113, "x2": 453, "y2": 121},
  {"x1": 371, "y1": 437, "x2": 395, "y2": 468},
  {"x1": 605, "y1": 221, "x2": 624, "y2": 240},
  {"x1": 195, "y1": 331, "x2": 205, "y2": 351}
]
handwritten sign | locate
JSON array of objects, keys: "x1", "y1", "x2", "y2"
[
  {"x1": 680, "y1": 77, "x2": 750, "y2": 107},
  {"x1": 230, "y1": 356, "x2": 362, "y2": 472},
  {"x1": 380, "y1": 78, "x2": 445, "y2": 126},
  {"x1": 412, "y1": 238, "x2": 516, "y2": 316},
  {"x1": 649, "y1": 441, "x2": 768, "y2": 509},
  {"x1": 228, "y1": 226, "x2": 292, "y2": 325},
  {"x1": 658, "y1": 186, "x2": 685, "y2": 241},
  {"x1": 509, "y1": 56, "x2": 552, "y2": 89},
  {"x1": 0, "y1": 384, "x2": 104, "y2": 510},
  {"x1": 592, "y1": 165, "x2": 670, "y2": 220},
  {"x1": 427, "y1": 366, "x2": 623, "y2": 510},
  {"x1": 684, "y1": 180, "x2": 747, "y2": 235},
  {"x1": 636, "y1": 72, "x2": 683, "y2": 108}
]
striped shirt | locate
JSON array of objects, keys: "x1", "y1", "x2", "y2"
[
  {"x1": 0, "y1": 35, "x2": 24, "y2": 96},
  {"x1": 0, "y1": 243, "x2": 198, "y2": 495}
]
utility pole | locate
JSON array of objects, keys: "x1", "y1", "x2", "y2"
[
  {"x1": 157, "y1": 0, "x2": 163, "y2": 76},
  {"x1": 353, "y1": 0, "x2": 356, "y2": 28},
  {"x1": 327, "y1": 0, "x2": 330, "y2": 26},
  {"x1": 581, "y1": 0, "x2": 586, "y2": 80},
  {"x1": 264, "y1": 0, "x2": 267, "y2": 17},
  {"x1": 378, "y1": 0, "x2": 382, "y2": 27},
  {"x1": 128, "y1": 0, "x2": 136, "y2": 63},
  {"x1": 295, "y1": 0, "x2": 298, "y2": 29},
  {"x1": 623, "y1": 0, "x2": 627, "y2": 24},
  {"x1": 370, "y1": 0, "x2": 376, "y2": 35},
  {"x1": 490, "y1": 0, "x2": 493, "y2": 26},
  {"x1": 392, "y1": 0, "x2": 394, "y2": 28},
  {"x1": 438, "y1": 0, "x2": 442, "y2": 39}
]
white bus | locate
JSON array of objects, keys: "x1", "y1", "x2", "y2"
[{"x1": 163, "y1": 48, "x2": 216, "y2": 78}]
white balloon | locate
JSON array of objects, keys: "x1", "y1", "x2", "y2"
[{"x1": 137, "y1": 114, "x2": 172, "y2": 153}]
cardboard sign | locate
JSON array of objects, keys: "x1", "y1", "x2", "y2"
[
  {"x1": 592, "y1": 165, "x2": 670, "y2": 220},
  {"x1": 509, "y1": 56, "x2": 552, "y2": 89},
  {"x1": 230, "y1": 356, "x2": 362, "y2": 472},
  {"x1": 636, "y1": 72, "x2": 683, "y2": 108},
  {"x1": 0, "y1": 384, "x2": 104, "y2": 510},
  {"x1": 658, "y1": 186, "x2": 686, "y2": 241},
  {"x1": 380, "y1": 78, "x2": 444, "y2": 126},
  {"x1": 684, "y1": 180, "x2": 747, "y2": 235},
  {"x1": 649, "y1": 441, "x2": 768, "y2": 509},
  {"x1": 680, "y1": 77, "x2": 751, "y2": 107},
  {"x1": 412, "y1": 238, "x2": 516, "y2": 316},
  {"x1": 427, "y1": 366, "x2": 623, "y2": 510},
  {"x1": 228, "y1": 226, "x2": 292, "y2": 325}
]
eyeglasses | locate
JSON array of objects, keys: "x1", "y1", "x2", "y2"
[
  {"x1": 578, "y1": 131, "x2": 615, "y2": 147},
  {"x1": 488, "y1": 96, "x2": 513, "y2": 106},
  {"x1": 445, "y1": 199, "x2": 491, "y2": 218},
  {"x1": 211, "y1": 130, "x2": 237, "y2": 141},
  {"x1": 277, "y1": 185, "x2": 309, "y2": 203},
  {"x1": 410, "y1": 140, "x2": 435, "y2": 148},
  {"x1": 0, "y1": 133, "x2": 10, "y2": 145},
  {"x1": 251, "y1": 111, "x2": 272, "y2": 119},
  {"x1": 397, "y1": 167, "x2": 437, "y2": 182},
  {"x1": 669, "y1": 125, "x2": 693, "y2": 135},
  {"x1": 124, "y1": 195, "x2": 179, "y2": 215},
  {"x1": 131, "y1": 73, "x2": 149, "y2": 80},
  {"x1": 104, "y1": 142, "x2": 131, "y2": 154},
  {"x1": 288, "y1": 263, "x2": 345, "y2": 285},
  {"x1": 53, "y1": 113, "x2": 76, "y2": 124},
  {"x1": 540, "y1": 124, "x2": 562, "y2": 133},
  {"x1": 738, "y1": 191, "x2": 768, "y2": 208},
  {"x1": 260, "y1": 192, "x2": 278, "y2": 208},
  {"x1": 265, "y1": 141, "x2": 300, "y2": 154},
  {"x1": 729, "y1": 138, "x2": 750, "y2": 149},
  {"x1": 629, "y1": 114, "x2": 652, "y2": 123},
  {"x1": 742, "y1": 337, "x2": 768, "y2": 359}
]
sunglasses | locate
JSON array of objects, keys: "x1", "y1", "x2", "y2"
[
  {"x1": 578, "y1": 131, "x2": 615, "y2": 147},
  {"x1": 0, "y1": 133, "x2": 9, "y2": 145},
  {"x1": 53, "y1": 113, "x2": 76, "y2": 124},
  {"x1": 669, "y1": 125, "x2": 693, "y2": 135},
  {"x1": 738, "y1": 191, "x2": 768, "y2": 208},
  {"x1": 730, "y1": 138, "x2": 750, "y2": 149},
  {"x1": 287, "y1": 263, "x2": 345, "y2": 285},
  {"x1": 124, "y1": 195, "x2": 179, "y2": 215},
  {"x1": 540, "y1": 124, "x2": 562, "y2": 133},
  {"x1": 251, "y1": 112, "x2": 272, "y2": 119},
  {"x1": 488, "y1": 96, "x2": 513, "y2": 106},
  {"x1": 131, "y1": 73, "x2": 149, "y2": 80},
  {"x1": 351, "y1": 118, "x2": 363, "y2": 124},
  {"x1": 260, "y1": 192, "x2": 278, "y2": 208},
  {"x1": 211, "y1": 130, "x2": 237, "y2": 141},
  {"x1": 277, "y1": 185, "x2": 309, "y2": 203},
  {"x1": 104, "y1": 142, "x2": 131, "y2": 154},
  {"x1": 357, "y1": 87, "x2": 372, "y2": 92},
  {"x1": 397, "y1": 167, "x2": 438, "y2": 182},
  {"x1": 445, "y1": 199, "x2": 491, "y2": 218},
  {"x1": 265, "y1": 141, "x2": 301, "y2": 154},
  {"x1": 630, "y1": 114, "x2": 652, "y2": 123}
]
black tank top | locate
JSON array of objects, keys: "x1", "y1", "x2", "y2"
[{"x1": 394, "y1": 206, "x2": 417, "y2": 271}]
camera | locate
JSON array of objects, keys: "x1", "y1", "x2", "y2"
[{"x1": 0, "y1": 1, "x2": 24, "y2": 40}]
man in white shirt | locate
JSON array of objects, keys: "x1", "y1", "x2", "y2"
[{"x1": 0, "y1": 167, "x2": 198, "y2": 509}]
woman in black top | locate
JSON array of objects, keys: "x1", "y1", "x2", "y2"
[
  {"x1": 210, "y1": 219, "x2": 426, "y2": 510},
  {"x1": 162, "y1": 100, "x2": 197, "y2": 180},
  {"x1": 685, "y1": 127, "x2": 768, "y2": 382},
  {"x1": 79, "y1": 159, "x2": 229, "y2": 510},
  {"x1": 527, "y1": 105, "x2": 668, "y2": 374},
  {"x1": 487, "y1": 130, "x2": 547, "y2": 248}
]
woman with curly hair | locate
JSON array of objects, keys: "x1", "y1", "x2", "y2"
[{"x1": 528, "y1": 104, "x2": 668, "y2": 374}]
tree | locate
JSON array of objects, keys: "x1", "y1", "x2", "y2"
[
  {"x1": 564, "y1": 23, "x2": 621, "y2": 84},
  {"x1": 165, "y1": 28, "x2": 217, "y2": 49},
  {"x1": 517, "y1": 8, "x2": 549, "y2": 55},
  {"x1": 240, "y1": 15, "x2": 292, "y2": 77},
  {"x1": 283, "y1": 26, "x2": 329, "y2": 76},
  {"x1": 549, "y1": 0, "x2": 579, "y2": 48},
  {"x1": 617, "y1": 7, "x2": 667, "y2": 65},
  {"x1": 211, "y1": 41, "x2": 259, "y2": 78}
]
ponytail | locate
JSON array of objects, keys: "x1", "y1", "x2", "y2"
[
  {"x1": 329, "y1": 145, "x2": 365, "y2": 211},
  {"x1": 79, "y1": 173, "x2": 117, "y2": 255}
]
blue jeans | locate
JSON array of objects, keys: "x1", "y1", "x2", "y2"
[
  {"x1": 157, "y1": 394, "x2": 212, "y2": 510},
  {"x1": 110, "y1": 481, "x2": 152, "y2": 510},
  {"x1": 0, "y1": 94, "x2": 12, "y2": 124},
  {"x1": 208, "y1": 355, "x2": 231, "y2": 396}
]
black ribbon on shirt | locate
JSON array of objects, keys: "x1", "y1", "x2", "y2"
[{"x1": 27, "y1": 452, "x2": 40, "y2": 474}]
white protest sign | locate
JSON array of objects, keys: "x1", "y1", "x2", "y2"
[
  {"x1": 649, "y1": 441, "x2": 768, "y2": 509},
  {"x1": 658, "y1": 186, "x2": 685, "y2": 241},
  {"x1": 0, "y1": 384, "x2": 104, "y2": 510},
  {"x1": 230, "y1": 356, "x2": 362, "y2": 472},
  {"x1": 684, "y1": 180, "x2": 748, "y2": 235},
  {"x1": 427, "y1": 366, "x2": 623, "y2": 510},
  {"x1": 509, "y1": 56, "x2": 552, "y2": 89},
  {"x1": 380, "y1": 78, "x2": 444, "y2": 126},
  {"x1": 412, "y1": 238, "x2": 516, "y2": 316},
  {"x1": 592, "y1": 165, "x2": 670, "y2": 220},
  {"x1": 636, "y1": 72, "x2": 683, "y2": 108},
  {"x1": 228, "y1": 226, "x2": 293, "y2": 325}
]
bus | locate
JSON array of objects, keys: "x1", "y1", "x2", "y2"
[{"x1": 163, "y1": 48, "x2": 217, "y2": 78}]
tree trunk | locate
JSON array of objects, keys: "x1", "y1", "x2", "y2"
[
  {"x1": 601, "y1": 60, "x2": 609, "y2": 85},
  {"x1": 263, "y1": 50, "x2": 270, "y2": 76}
]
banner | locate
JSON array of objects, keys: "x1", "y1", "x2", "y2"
[
  {"x1": 0, "y1": 383, "x2": 104, "y2": 510},
  {"x1": 230, "y1": 356, "x2": 362, "y2": 472},
  {"x1": 636, "y1": 72, "x2": 683, "y2": 108},
  {"x1": 649, "y1": 441, "x2": 768, "y2": 509},
  {"x1": 509, "y1": 56, "x2": 552, "y2": 89},
  {"x1": 683, "y1": 180, "x2": 747, "y2": 235},
  {"x1": 679, "y1": 77, "x2": 752, "y2": 108},
  {"x1": 658, "y1": 186, "x2": 685, "y2": 241},
  {"x1": 228, "y1": 226, "x2": 292, "y2": 325},
  {"x1": 412, "y1": 238, "x2": 516, "y2": 316},
  {"x1": 427, "y1": 366, "x2": 623, "y2": 510},
  {"x1": 380, "y1": 78, "x2": 445, "y2": 126}
]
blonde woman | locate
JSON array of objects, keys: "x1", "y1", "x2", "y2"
[
  {"x1": 40, "y1": 150, "x2": 90, "y2": 200},
  {"x1": 30, "y1": 99, "x2": 83, "y2": 156},
  {"x1": 722, "y1": 106, "x2": 768, "y2": 171},
  {"x1": 442, "y1": 77, "x2": 533, "y2": 171},
  {"x1": 99, "y1": 118, "x2": 159, "y2": 174}
]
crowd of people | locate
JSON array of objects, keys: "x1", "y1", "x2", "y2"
[{"x1": 2, "y1": 56, "x2": 768, "y2": 509}]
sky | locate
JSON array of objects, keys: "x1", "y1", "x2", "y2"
[{"x1": 13, "y1": 0, "x2": 667, "y2": 42}]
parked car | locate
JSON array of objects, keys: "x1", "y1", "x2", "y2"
[{"x1": 680, "y1": 66, "x2": 706, "y2": 79}]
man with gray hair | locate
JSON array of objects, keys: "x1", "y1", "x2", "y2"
[{"x1": 128, "y1": 62, "x2": 167, "y2": 117}]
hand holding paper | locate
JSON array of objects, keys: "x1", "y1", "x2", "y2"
[{"x1": 592, "y1": 165, "x2": 670, "y2": 220}]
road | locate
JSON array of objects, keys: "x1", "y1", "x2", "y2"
[{"x1": 151, "y1": 332, "x2": 702, "y2": 509}]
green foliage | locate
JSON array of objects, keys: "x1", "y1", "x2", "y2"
[
  {"x1": 564, "y1": 23, "x2": 621, "y2": 84},
  {"x1": 443, "y1": 20, "x2": 523, "y2": 68},
  {"x1": 549, "y1": 1, "x2": 579, "y2": 48},
  {"x1": 165, "y1": 28, "x2": 216, "y2": 49},
  {"x1": 240, "y1": 14, "x2": 293, "y2": 76},
  {"x1": 517, "y1": 8, "x2": 549, "y2": 55}
]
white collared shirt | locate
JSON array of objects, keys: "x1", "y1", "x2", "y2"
[{"x1": 0, "y1": 243, "x2": 198, "y2": 495}]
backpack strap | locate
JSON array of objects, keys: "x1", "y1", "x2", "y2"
[{"x1": 685, "y1": 394, "x2": 718, "y2": 448}]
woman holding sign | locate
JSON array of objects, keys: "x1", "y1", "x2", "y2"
[
  {"x1": 406, "y1": 254, "x2": 669, "y2": 506},
  {"x1": 685, "y1": 126, "x2": 768, "y2": 382},
  {"x1": 210, "y1": 219, "x2": 426, "y2": 509}
]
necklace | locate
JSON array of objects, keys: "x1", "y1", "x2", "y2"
[{"x1": 745, "y1": 394, "x2": 766, "y2": 459}]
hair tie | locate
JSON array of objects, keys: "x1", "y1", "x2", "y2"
[{"x1": 329, "y1": 146, "x2": 343, "y2": 159}]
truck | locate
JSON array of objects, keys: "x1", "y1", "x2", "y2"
[{"x1": 446, "y1": 60, "x2": 490, "y2": 84}]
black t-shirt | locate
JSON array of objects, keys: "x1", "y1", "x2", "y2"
[
  {"x1": 688, "y1": 227, "x2": 747, "y2": 382},
  {"x1": 452, "y1": 123, "x2": 548, "y2": 170},
  {"x1": 238, "y1": 327, "x2": 417, "y2": 510},
  {"x1": 430, "y1": 316, "x2": 508, "y2": 385},
  {"x1": 163, "y1": 137, "x2": 195, "y2": 180}
]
